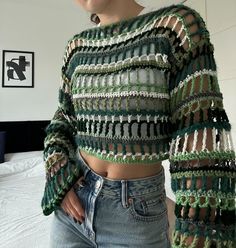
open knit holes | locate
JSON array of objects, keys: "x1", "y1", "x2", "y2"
[
  {"x1": 152, "y1": 7, "x2": 213, "y2": 121},
  {"x1": 153, "y1": 7, "x2": 202, "y2": 52},
  {"x1": 182, "y1": 179, "x2": 217, "y2": 223},
  {"x1": 64, "y1": 38, "x2": 84, "y2": 67},
  {"x1": 173, "y1": 75, "x2": 213, "y2": 117},
  {"x1": 68, "y1": 39, "x2": 78, "y2": 55}
]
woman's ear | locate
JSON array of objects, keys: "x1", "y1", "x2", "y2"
[{"x1": 91, "y1": 13, "x2": 100, "y2": 25}]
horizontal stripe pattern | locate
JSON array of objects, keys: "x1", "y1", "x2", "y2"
[{"x1": 41, "y1": 5, "x2": 236, "y2": 248}]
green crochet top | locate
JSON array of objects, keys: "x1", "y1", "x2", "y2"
[{"x1": 41, "y1": 3, "x2": 236, "y2": 247}]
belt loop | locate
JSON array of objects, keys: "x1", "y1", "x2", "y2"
[{"x1": 121, "y1": 180, "x2": 129, "y2": 208}]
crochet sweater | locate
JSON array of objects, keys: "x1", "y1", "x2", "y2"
[{"x1": 41, "y1": 3, "x2": 236, "y2": 247}]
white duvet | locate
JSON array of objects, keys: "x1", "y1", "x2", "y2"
[
  {"x1": 0, "y1": 151, "x2": 175, "y2": 248},
  {"x1": 0, "y1": 151, "x2": 52, "y2": 248}
]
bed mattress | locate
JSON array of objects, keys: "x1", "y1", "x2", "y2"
[{"x1": 0, "y1": 151, "x2": 52, "y2": 248}]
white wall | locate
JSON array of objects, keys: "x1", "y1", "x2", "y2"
[{"x1": 0, "y1": 0, "x2": 90, "y2": 121}]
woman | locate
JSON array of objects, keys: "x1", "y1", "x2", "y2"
[{"x1": 41, "y1": 0, "x2": 236, "y2": 247}]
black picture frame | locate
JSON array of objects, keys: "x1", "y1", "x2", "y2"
[{"x1": 2, "y1": 50, "x2": 34, "y2": 88}]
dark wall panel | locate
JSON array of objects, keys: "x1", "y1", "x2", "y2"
[{"x1": 0, "y1": 120, "x2": 50, "y2": 153}]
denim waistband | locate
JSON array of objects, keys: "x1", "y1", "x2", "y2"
[{"x1": 75, "y1": 148, "x2": 165, "y2": 197}]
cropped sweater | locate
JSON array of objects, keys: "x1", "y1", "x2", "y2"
[{"x1": 41, "y1": 3, "x2": 236, "y2": 248}]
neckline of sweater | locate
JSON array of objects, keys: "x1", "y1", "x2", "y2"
[
  {"x1": 96, "y1": 5, "x2": 157, "y2": 28},
  {"x1": 75, "y1": 3, "x2": 184, "y2": 40}
]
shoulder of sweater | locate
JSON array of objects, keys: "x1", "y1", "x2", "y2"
[
  {"x1": 70, "y1": 4, "x2": 206, "y2": 45},
  {"x1": 61, "y1": 3, "x2": 208, "y2": 73}
]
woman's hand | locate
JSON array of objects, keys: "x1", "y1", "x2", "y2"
[{"x1": 60, "y1": 185, "x2": 85, "y2": 224}]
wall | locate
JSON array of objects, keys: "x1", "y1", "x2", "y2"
[{"x1": 0, "y1": 0, "x2": 90, "y2": 121}]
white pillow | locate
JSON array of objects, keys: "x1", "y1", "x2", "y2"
[{"x1": 0, "y1": 151, "x2": 44, "y2": 176}]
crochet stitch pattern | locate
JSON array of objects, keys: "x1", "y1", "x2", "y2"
[{"x1": 41, "y1": 3, "x2": 235, "y2": 247}]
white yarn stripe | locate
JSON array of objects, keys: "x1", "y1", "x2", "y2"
[
  {"x1": 202, "y1": 127, "x2": 207, "y2": 151},
  {"x1": 191, "y1": 130, "x2": 198, "y2": 152},
  {"x1": 60, "y1": 79, "x2": 71, "y2": 94},
  {"x1": 77, "y1": 132, "x2": 168, "y2": 141},
  {"x1": 182, "y1": 132, "x2": 188, "y2": 154},
  {"x1": 227, "y1": 130, "x2": 233, "y2": 151},
  {"x1": 212, "y1": 127, "x2": 216, "y2": 151},
  {"x1": 170, "y1": 129, "x2": 235, "y2": 159},
  {"x1": 72, "y1": 53, "x2": 169, "y2": 75},
  {"x1": 221, "y1": 129, "x2": 226, "y2": 151},
  {"x1": 163, "y1": 15, "x2": 172, "y2": 28},
  {"x1": 171, "y1": 16, "x2": 179, "y2": 31},
  {"x1": 225, "y1": 130, "x2": 230, "y2": 151},
  {"x1": 153, "y1": 14, "x2": 191, "y2": 50},
  {"x1": 89, "y1": 19, "x2": 154, "y2": 47},
  {"x1": 73, "y1": 90, "x2": 169, "y2": 100},
  {"x1": 229, "y1": 131, "x2": 235, "y2": 151},
  {"x1": 222, "y1": 129, "x2": 227, "y2": 151},
  {"x1": 217, "y1": 129, "x2": 221, "y2": 151},
  {"x1": 169, "y1": 69, "x2": 218, "y2": 96},
  {"x1": 169, "y1": 128, "x2": 234, "y2": 158},
  {"x1": 155, "y1": 15, "x2": 165, "y2": 29},
  {"x1": 173, "y1": 127, "x2": 235, "y2": 156},
  {"x1": 177, "y1": 25, "x2": 184, "y2": 38},
  {"x1": 63, "y1": 12, "x2": 190, "y2": 65},
  {"x1": 180, "y1": 35, "x2": 188, "y2": 47},
  {"x1": 76, "y1": 114, "x2": 170, "y2": 123},
  {"x1": 174, "y1": 135, "x2": 181, "y2": 156},
  {"x1": 227, "y1": 131, "x2": 232, "y2": 151}
]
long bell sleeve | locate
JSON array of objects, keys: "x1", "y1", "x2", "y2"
[
  {"x1": 163, "y1": 4, "x2": 236, "y2": 248},
  {"x1": 41, "y1": 38, "x2": 82, "y2": 216}
]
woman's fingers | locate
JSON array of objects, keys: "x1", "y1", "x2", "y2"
[
  {"x1": 60, "y1": 199, "x2": 71, "y2": 216},
  {"x1": 60, "y1": 188, "x2": 85, "y2": 223},
  {"x1": 67, "y1": 201, "x2": 84, "y2": 223},
  {"x1": 69, "y1": 189, "x2": 85, "y2": 218}
]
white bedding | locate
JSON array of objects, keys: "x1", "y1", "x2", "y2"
[
  {"x1": 0, "y1": 151, "x2": 175, "y2": 248},
  {"x1": 0, "y1": 151, "x2": 53, "y2": 248}
]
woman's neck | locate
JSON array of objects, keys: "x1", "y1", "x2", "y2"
[{"x1": 97, "y1": 1, "x2": 145, "y2": 27}]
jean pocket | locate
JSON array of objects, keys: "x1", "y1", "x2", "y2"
[{"x1": 128, "y1": 189, "x2": 167, "y2": 222}]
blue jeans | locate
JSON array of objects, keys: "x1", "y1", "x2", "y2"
[{"x1": 50, "y1": 149, "x2": 171, "y2": 247}]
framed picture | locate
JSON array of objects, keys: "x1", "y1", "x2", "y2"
[{"x1": 2, "y1": 50, "x2": 34, "y2": 88}]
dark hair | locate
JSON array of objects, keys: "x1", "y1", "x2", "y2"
[{"x1": 90, "y1": 13, "x2": 100, "y2": 25}]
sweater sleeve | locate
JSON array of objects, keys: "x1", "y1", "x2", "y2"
[
  {"x1": 41, "y1": 37, "x2": 82, "y2": 216},
  {"x1": 163, "y1": 5, "x2": 236, "y2": 248}
]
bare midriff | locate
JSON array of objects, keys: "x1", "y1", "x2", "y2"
[{"x1": 77, "y1": 144, "x2": 163, "y2": 181}]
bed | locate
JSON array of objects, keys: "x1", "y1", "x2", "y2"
[
  {"x1": 0, "y1": 151, "x2": 53, "y2": 248},
  {"x1": 0, "y1": 150, "x2": 175, "y2": 248}
]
